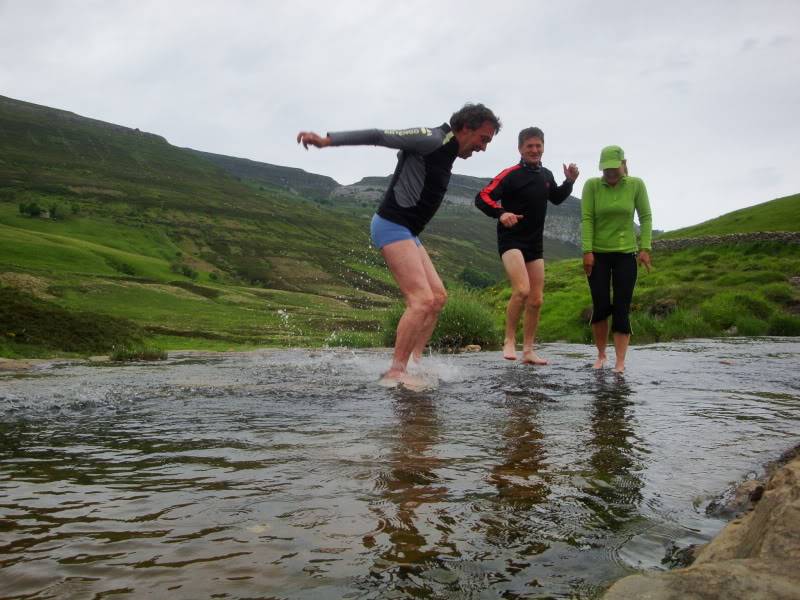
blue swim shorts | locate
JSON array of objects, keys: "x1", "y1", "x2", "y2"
[{"x1": 370, "y1": 214, "x2": 421, "y2": 249}]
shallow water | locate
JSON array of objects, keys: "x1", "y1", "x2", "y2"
[{"x1": 1, "y1": 338, "x2": 798, "y2": 599}]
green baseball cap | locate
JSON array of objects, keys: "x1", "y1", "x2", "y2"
[{"x1": 599, "y1": 145, "x2": 625, "y2": 170}]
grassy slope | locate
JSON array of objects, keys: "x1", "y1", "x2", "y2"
[
  {"x1": 2, "y1": 94, "x2": 797, "y2": 356},
  {"x1": 659, "y1": 193, "x2": 800, "y2": 238},
  {"x1": 0, "y1": 96, "x2": 393, "y2": 356},
  {"x1": 486, "y1": 195, "x2": 800, "y2": 344},
  {"x1": 0, "y1": 95, "x2": 512, "y2": 357}
]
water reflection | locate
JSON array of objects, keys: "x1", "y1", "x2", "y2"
[
  {"x1": 368, "y1": 391, "x2": 454, "y2": 591},
  {"x1": 485, "y1": 392, "x2": 551, "y2": 560},
  {"x1": 585, "y1": 374, "x2": 645, "y2": 533},
  {"x1": 0, "y1": 340, "x2": 798, "y2": 599}
]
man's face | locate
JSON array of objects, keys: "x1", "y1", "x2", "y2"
[
  {"x1": 519, "y1": 136, "x2": 544, "y2": 165},
  {"x1": 456, "y1": 121, "x2": 496, "y2": 159}
]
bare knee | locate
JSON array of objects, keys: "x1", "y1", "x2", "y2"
[
  {"x1": 526, "y1": 294, "x2": 543, "y2": 310},
  {"x1": 511, "y1": 286, "x2": 530, "y2": 303},
  {"x1": 407, "y1": 291, "x2": 437, "y2": 316},
  {"x1": 431, "y1": 288, "x2": 448, "y2": 314}
]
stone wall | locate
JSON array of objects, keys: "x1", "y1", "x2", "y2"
[{"x1": 653, "y1": 231, "x2": 800, "y2": 251}]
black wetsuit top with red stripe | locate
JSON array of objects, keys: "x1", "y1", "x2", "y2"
[{"x1": 475, "y1": 160, "x2": 573, "y2": 259}]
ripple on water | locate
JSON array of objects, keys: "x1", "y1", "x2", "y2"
[{"x1": 0, "y1": 339, "x2": 799, "y2": 598}]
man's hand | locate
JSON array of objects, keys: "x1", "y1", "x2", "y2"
[
  {"x1": 563, "y1": 162, "x2": 580, "y2": 183},
  {"x1": 499, "y1": 212, "x2": 524, "y2": 228},
  {"x1": 638, "y1": 250, "x2": 652, "y2": 273},
  {"x1": 583, "y1": 252, "x2": 594, "y2": 277},
  {"x1": 296, "y1": 131, "x2": 331, "y2": 150}
]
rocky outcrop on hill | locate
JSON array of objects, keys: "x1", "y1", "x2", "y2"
[
  {"x1": 602, "y1": 450, "x2": 800, "y2": 600},
  {"x1": 654, "y1": 231, "x2": 800, "y2": 251},
  {"x1": 333, "y1": 174, "x2": 583, "y2": 247},
  {"x1": 190, "y1": 152, "x2": 584, "y2": 247}
]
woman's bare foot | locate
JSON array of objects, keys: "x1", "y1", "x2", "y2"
[
  {"x1": 503, "y1": 340, "x2": 517, "y2": 361},
  {"x1": 521, "y1": 350, "x2": 548, "y2": 365},
  {"x1": 593, "y1": 355, "x2": 607, "y2": 369},
  {"x1": 612, "y1": 362, "x2": 625, "y2": 374}
]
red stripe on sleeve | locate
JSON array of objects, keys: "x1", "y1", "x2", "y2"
[{"x1": 478, "y1": 164, "x2": 521, "y2": 209}]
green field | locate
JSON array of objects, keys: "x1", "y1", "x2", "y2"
[
  {"x1": 1, "y1": 94, "x2": 799, "y2": 357},
  {"x1": 658, "y1": 193, "x2": 800, "y2": 238}
]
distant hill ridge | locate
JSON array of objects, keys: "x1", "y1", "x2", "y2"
[
  {"x1": 0, "y1": 94, "x2": 167, "y2": 143},
  {"x1": 196, "y1": 151, "x2": 584, "y2": 247}
]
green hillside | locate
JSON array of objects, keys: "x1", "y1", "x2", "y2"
[
  {"x1": 3, "y1": 94, "x2": 797, "y2": 358},
  {"x1": 659, "y1": 193, "x2": 800, "y2": 238},
  {"x1": 0, "y1": 95, "x2": 507, "y2": 357},
  {"x1": 483, "y1": 189, "x2": 800, "y2": 345}
]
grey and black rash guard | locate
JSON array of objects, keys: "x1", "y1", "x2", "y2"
[{"x1": 328, "y1": 123, "x2": 458, "y2": 236}]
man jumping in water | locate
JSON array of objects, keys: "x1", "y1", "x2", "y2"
[{"x1": 297, "y1": 103, "x2": 501, "y2": 387}]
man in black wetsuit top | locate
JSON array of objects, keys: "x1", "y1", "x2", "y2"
[
  {"x1": 297, "y1": 103, "x2": 501, "y2": 387},
  {"x1": 476, "y1": 127, "x2": 579, "y2": 365}
]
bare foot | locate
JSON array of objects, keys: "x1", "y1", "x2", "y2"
[
  {"x1": 503, "y1": 340, "x2": 517, "y2": 361},
  {"x1": 399, "y1": 373, "x2": 437, "y2": 392},
  {"x1": 378, "y1": 370, "x2": 435, "y2": 392},
  {"x1": 521, "y1": 350, "x2": 549, "y2": 365},
  {"x1": 612, "y1": 363, "x2": 625, "y2": 374},
  {"x1": 378, "y1": 373, "x2": 400, "y2": 388},
  {"x1": 378, "y1": 369, "x2": 406, "y2": 387},
  {"x1": 593, "y1": 355, "x2": 607, "y2": 369}
]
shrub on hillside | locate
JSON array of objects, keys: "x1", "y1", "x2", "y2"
[
  {"x1": 767, "y1": 313, "x2": 800, "y2": 336},
  {"x1": 734, "y1": 315, "x2": 769, "y2": 336},
  {"x1": 761, "y1": 283, "x2": 796, "y2": 304},
  {"x1": 659, "y1": 309, "x2": 715, "y2": 340},
  {"x1": 0, "y1": 286, "x2": 143, "y2": 353},
  {"x1": 700, "y1": 291, "x2": 774, "y2": 330},
  {"x1": 381, "y1": 288, "x2": 499, "y2": 350},
  {"x1": 459, "y1": 266, "x2": 496, "y2": 289}
]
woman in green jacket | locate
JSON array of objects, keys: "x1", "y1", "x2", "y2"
[{"x1": 581, "y1": 145, "x2": 652, "y2": 373}]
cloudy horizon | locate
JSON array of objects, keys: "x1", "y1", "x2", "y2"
[{"x1": 1, "y1": 0, "x2": 798, "y2": 231}]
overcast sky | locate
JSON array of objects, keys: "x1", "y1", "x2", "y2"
[{"x1": 1, "y1": 0, "x2": 798, "y2": 231}]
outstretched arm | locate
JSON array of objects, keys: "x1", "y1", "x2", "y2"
[
  {"x1": 296, "y1": 131, "x2": 332, "y2": 150},
  {"x1": 297, "y1": 127, "x2": 443, "y2": 154}
]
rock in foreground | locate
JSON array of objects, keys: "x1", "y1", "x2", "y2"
[{"x1": 603, "y1": 454, "x2": 800, "y2": 599}]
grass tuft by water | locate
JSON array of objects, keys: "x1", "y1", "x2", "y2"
[{"x1": 110, "y1": 345, "x2": 168, "y2": 362}]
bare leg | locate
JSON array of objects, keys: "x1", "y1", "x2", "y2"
[
  {"x1": 521, "y1": 259, "x2": 548, "y2": 365},
  {"x1": 380, "y1": 240, "x2": 437, "y2": 382},
  {"x1": 613, "y1": 333, "x2": 630, "y2": 373},
  {"x1": 501, "y1": 249, "x2": 529, "y2": 360},
  {"x1": 410, "y1": 245, "x2": 447, "y2": 362},
  {"x1": 592, "y1": 320, "x2": 609, "y2": 369}
]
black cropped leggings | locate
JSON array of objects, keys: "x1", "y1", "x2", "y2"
[{"x1": 587, "y1": 252, "x2": 638, "y2": 335}]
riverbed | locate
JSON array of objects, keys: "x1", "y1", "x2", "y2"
[{"x1": 1, "y1": 338, "x2": 798, "y2": 599}]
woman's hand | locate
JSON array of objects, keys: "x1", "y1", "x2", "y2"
[
  {"x1": 583, "y1": 252, "x2": 594, "y2": 277},
  {"x1": 638, "y1": 250, "x2": 652, "y2": 273}
]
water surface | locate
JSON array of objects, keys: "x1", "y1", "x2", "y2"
[{"x1": 1, "y1": 339, "x2": 799, "y2": 599}]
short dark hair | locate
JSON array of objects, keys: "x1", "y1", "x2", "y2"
[
  {"x1": 518, "y1": 127, "x2": 544, "y2": 146},
  {"x1": 450, "y1": 103, "x2": 501, "y2": 133}
]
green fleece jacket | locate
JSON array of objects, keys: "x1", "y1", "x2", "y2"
[{"x1": 580, "y1": 175, "x2": 652, "y2": 253}]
